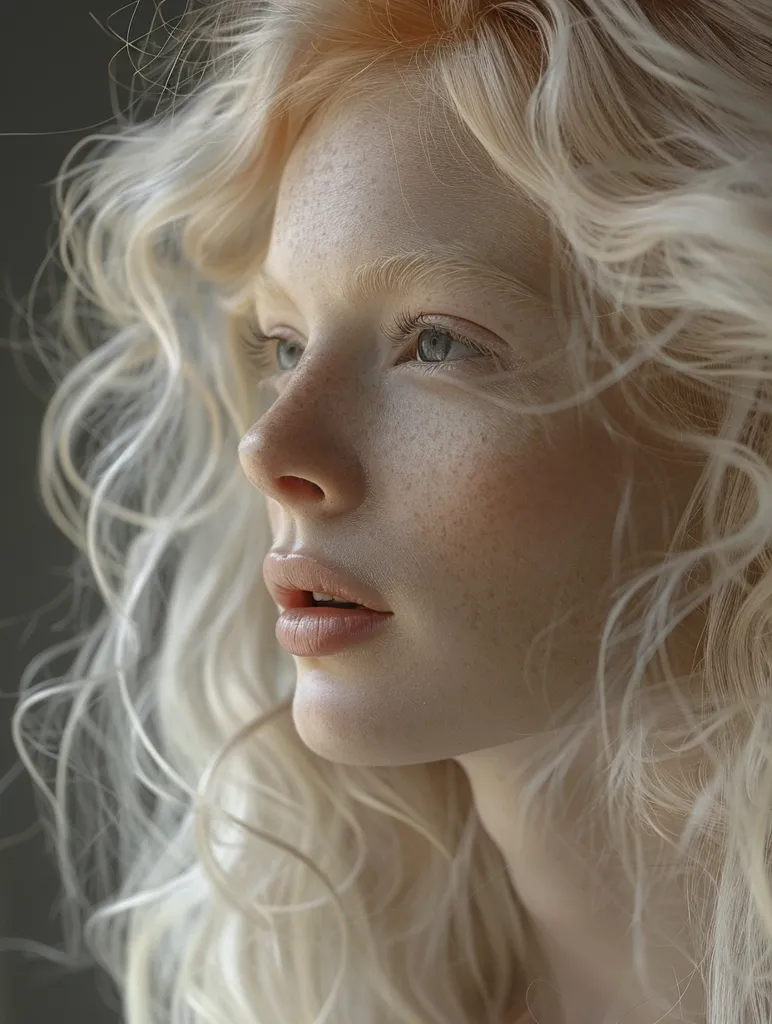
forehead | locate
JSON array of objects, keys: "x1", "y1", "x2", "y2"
[{"x1": 262, "y1": 73, "x2": 551, "y2": 301}]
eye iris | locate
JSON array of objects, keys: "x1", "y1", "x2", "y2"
[
  {"x1": 416, "y1": 327, "x2": 454, "y2": 362},
  {"x1": 277, "y1": 339, "x2": 303, "y2": 371}
]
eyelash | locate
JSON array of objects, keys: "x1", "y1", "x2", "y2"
[{"x1": 239, "y1": 308, "x2": 491, "y2": 376}]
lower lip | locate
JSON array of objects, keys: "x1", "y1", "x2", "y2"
[{"x1": 275, "y1": 606, "x2": 393, "y2": 656}]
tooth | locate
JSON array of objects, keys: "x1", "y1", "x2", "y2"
[{"x1": 312, "y1": 592, "x2": 337, "y2": 601}]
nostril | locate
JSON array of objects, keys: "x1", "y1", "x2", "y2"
[{"x1": 277, "y1": 476, "x2": 324, "y2": 499}]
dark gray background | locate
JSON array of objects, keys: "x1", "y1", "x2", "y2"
[{"x1": 1, "y1": 3, "x2": 181, "y2": 1019}]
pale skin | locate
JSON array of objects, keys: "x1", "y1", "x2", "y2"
[{"x1": 238, "y1": 71, "x2": 708, "y2": 1024}]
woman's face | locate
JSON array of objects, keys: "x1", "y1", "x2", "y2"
[{"x1": 238, "y1": 73, "x2": 699, "y2": 767}]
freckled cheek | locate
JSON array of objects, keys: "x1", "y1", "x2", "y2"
[
  {"x1": 452, "y1": 455, "x2": 566, "y2": 562},
  {"x1": 404, "y1": 431, "x2": 617, "y2": 579}
]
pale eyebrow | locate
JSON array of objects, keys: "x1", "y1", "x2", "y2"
[{"x1": 251, "y1": 242, "x2": 542, "y2": 311}]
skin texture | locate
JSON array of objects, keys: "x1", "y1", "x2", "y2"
[{"x1": 238, "y1": 72, "x2": 707, "y2": 1023}]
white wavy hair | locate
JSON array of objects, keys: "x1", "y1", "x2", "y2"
[{"x1": 9, "y1": 1, "x2": 772, "y2": 1021}]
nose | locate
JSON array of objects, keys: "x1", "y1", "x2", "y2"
[{"x1": 238, "y1": 369, "x2": 368, "y2": 519}]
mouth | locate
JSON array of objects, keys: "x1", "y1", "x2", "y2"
[
  {"x1": 274, "y1": 595, "x2": 393, "y2": 656},
  {"x1": 309, "y1": 592, "x2": 363, "y2": 609},
  {"x1": 284, "y1": 589, "x2": 365, "y2": 610},
  {"x1": 271, "y1": 586, "x2": 372, "y2": 612},
  {"x1": 263, "y1": 551, "x2": 392, "y2": 615}
]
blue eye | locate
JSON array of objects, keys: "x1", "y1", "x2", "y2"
[
  {"x1": 239, "y1": 309, "x2": 491, "y2": 376},
  {"x1": 275, "y1": 338, "x2": 304, "y2": 371},
  {"x1": 413, "y1": 325, "x2": 481, "y2": 363},
  {"x1": 239, "y1": 324, "x2": 301, "y2": 373}
]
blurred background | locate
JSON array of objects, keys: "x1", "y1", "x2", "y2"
[{"x1": 1, "y1": 3, "x2": 182, "y2": 1019}]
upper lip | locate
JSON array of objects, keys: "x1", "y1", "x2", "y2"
[{"x1": 263, "y1": 551, "x2": 393, "y2": 613}]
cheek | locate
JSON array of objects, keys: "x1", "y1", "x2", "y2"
[{"x1": 403, "y1": 415, "x2": 624, "y2": 586}]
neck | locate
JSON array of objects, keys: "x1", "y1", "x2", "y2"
[{"x1": 455, "y1": 723, "x2": 708, "y2": 1024}]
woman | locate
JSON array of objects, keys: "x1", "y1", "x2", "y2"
[{"x1": 12, "y1": 1, "x2": 772, "y2": 1021}]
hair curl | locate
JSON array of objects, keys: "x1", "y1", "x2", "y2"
[{"x1": 8, "y1": 1, "x2": 772, "y2": 1021}]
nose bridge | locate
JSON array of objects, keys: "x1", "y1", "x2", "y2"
[
  {"x1": 259, "y1": 340, "x2": 372, "y2": 441},
  {"x1": 238, "y1": 346, "x2": 374, "y2": 513}
]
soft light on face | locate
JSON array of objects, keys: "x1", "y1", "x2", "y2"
[{"x1": 237, "y1": 72, "x2": 699, "y2": 767}]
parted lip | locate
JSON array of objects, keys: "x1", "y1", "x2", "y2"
[{"x1": 262, "y1": 551, "x2": 393, "y2": 614}]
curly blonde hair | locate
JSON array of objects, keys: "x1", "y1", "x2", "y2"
[{"x1": 10, "y1": 1, "x2": 772, "y2": 1021}]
